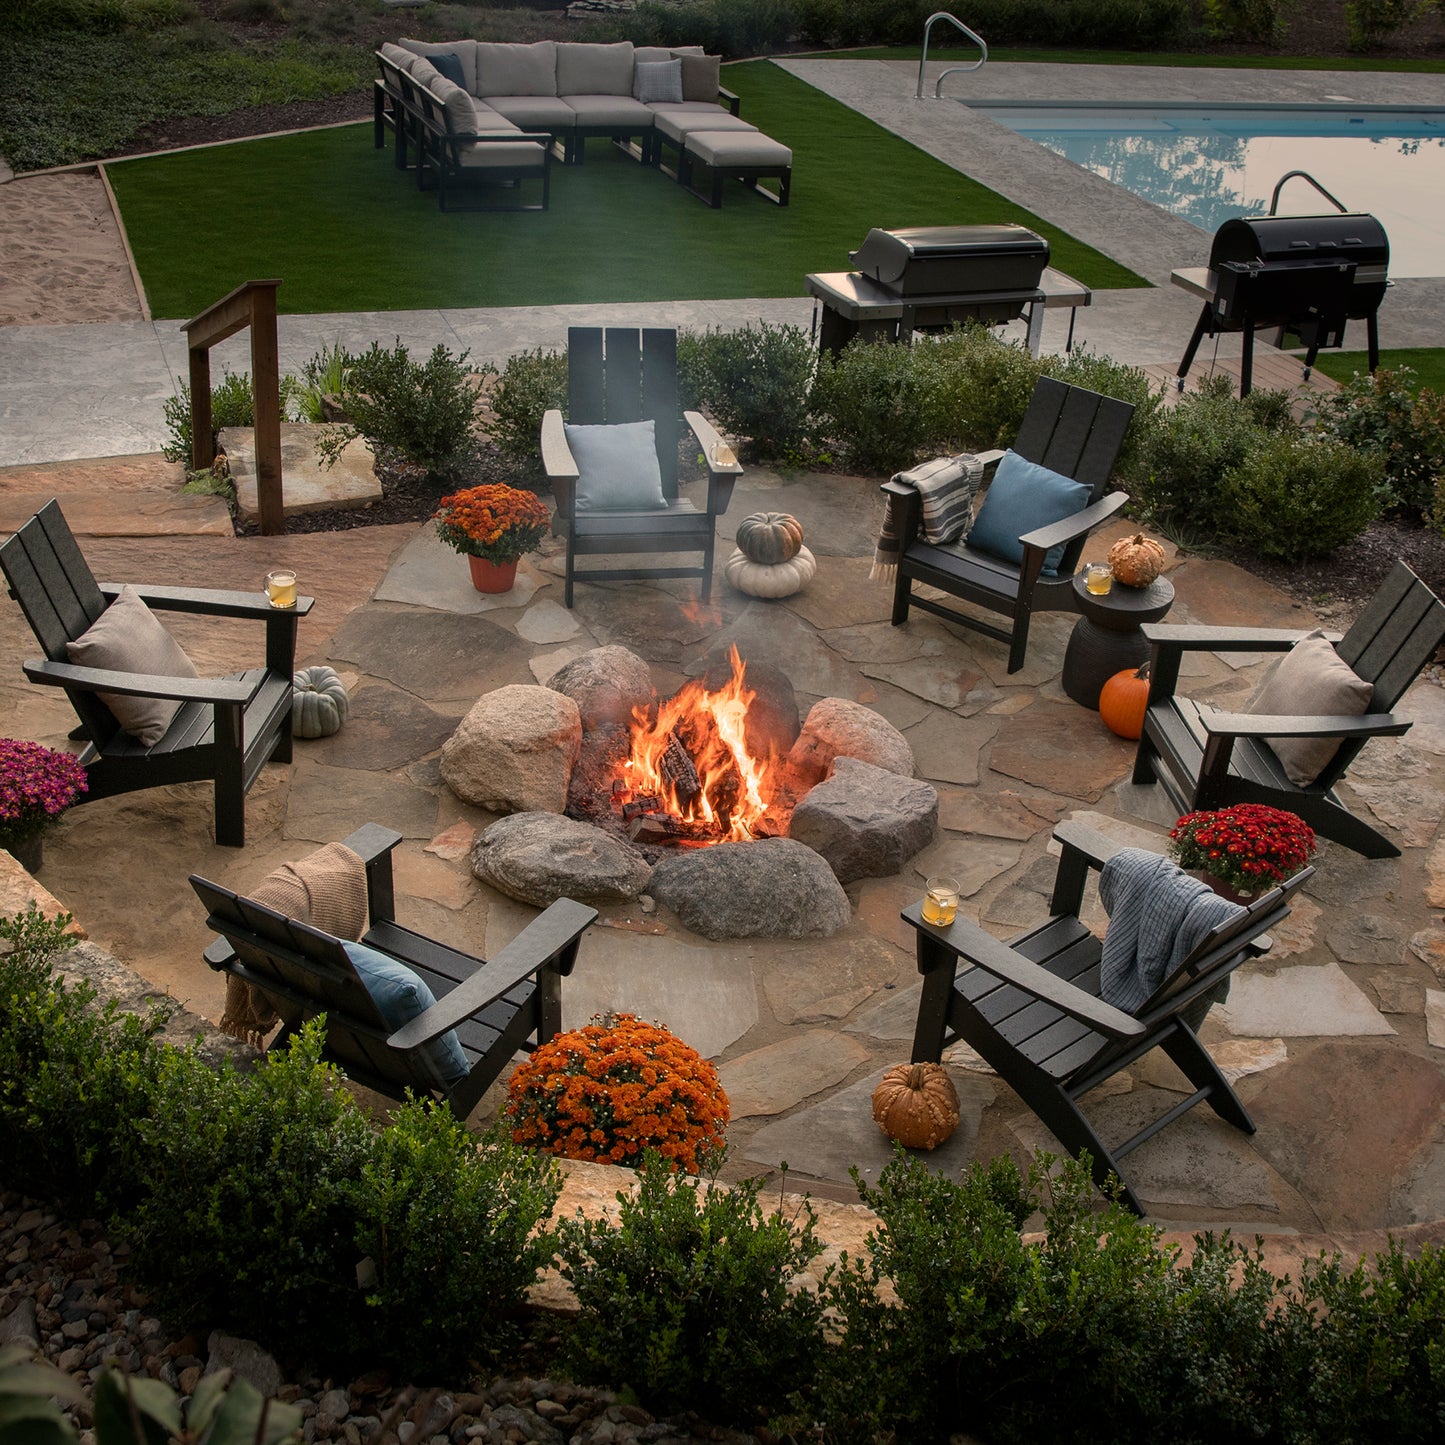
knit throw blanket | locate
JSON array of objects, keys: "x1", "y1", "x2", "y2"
[
  {"x1": 870, "y1": 453, "x2": 985, "y2": 582},
  {"x1": 1098, "y1": 848, "x2": 1245, "y2": 1032},
  {"x1": 219, "y1": 841, "x2": 369, "y2": 1047}
]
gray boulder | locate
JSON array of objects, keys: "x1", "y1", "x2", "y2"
[
  {"x1": 649, "y1": 837, "x2": 851, "y2": 940},
  {"x1": 788, "y1": 696, "x2": 914, "y2": 788},
  {"x1": 441, "y1": 684, "x2": 581, "y2": 815},
  {"x1": 203, "y1": 1332, "x2": 283, "y2": 1399},
  {"x1": 548, "y1": 644, "x2": 655, "y2": 730},
  {"x1": 472, "y1": 812, "x2": 652, "y2": 906},
  {"x1": 788, "y1": 756, "x2": 939, "y2": 884}
]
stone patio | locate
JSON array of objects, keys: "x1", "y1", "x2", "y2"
[{"x1": 4, "y1": 469, "x2": 1445, "y2": 1248}]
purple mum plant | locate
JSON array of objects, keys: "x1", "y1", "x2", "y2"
[{"x1": 0, "y1": 738, "x2": 88, "y2": 851}]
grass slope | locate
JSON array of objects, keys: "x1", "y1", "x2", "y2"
[
  {"x1": 106, "y1": 60, "x2": 1143, "y2": 319},
  {"x1": 1314, "y1": 348, "x2": 1445, "y2": 391}
]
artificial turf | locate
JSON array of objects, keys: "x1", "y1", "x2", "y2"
[
  {"x1": 1313, "y1": 348, "x2": 1445, "y2": 393},
  {"x1": 104, "y1": 59, "x2": 1145, "y2": 319}
]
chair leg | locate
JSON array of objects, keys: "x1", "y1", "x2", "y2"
[
  {"x1": 213, "y1": 703, "x2": 246, "y2": 848},
  {"x1": 1160, "y1": 1023, "x2": 1255, "y2": 1134},
  {"x1": 1130, "y1": 724, "x2": 1161, "y2": 785},
  {"x1": 700, "y1": 533, "x2": 716, "y2": 604},
  {"x1": 1028, "y1": 1079, "x2": 1144, "y2": 1215},
  {"x1": 564, "y1": 539, "x2": 576, "y2": 609},
  {"x1": 891, "y1": 568, "x2": 912, "y2": 626}
]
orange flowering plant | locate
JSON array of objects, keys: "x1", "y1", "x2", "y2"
[
  {"x1": 1169, "y1": 803, "x2": 1317, "y2": 895},
  {"x1": 433, "y1": 483, "x2": 550, "y2": 564},
  {"x1": 504, "y1": 1012, "x2": 729, "y2": 1174}
]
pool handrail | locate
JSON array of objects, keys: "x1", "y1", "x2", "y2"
[
  {"x1": 1269, "y1": 170, "x2": 1350, "y2": 216},
  {"x1": 917, "y1": 12, "x2": 987, "y2": 99}
]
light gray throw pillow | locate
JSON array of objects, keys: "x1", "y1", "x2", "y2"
[
  {"x1": 634, "y1": 59, "x2": 684, "y2": 104},
  {"x1": 66, "y1": 585, "x2": 200, "y2": 746},
  {"x1": 564, "y1": 419, "x2": 668, "y2": 513}
]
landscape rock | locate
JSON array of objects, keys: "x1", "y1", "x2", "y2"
[
  {"x1": 472, "y1": 813, "x2": 652, "y2": 907},
  {"x1": 204, "y1": 1332, "x2": 283, "y2": 1399},
  {"x1": 787, "y1": 696, "x2": 914, "y2": 788},
  {"x1": 547, "y1": 645, "x2": 654, "y2": 730},
  {"x1": 648, "y1": 837, "x2": 851, "y2": 940},
  {"x1": 441, "y1": 685, "x2": 581, "y2": 814},
  {"x1": 788, "y1": 756, "x2": 938, "y2": 884}
]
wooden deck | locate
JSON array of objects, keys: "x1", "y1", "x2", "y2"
[{"x1": 1143, "y1": 348, "x2": 1341, "y2": 419}]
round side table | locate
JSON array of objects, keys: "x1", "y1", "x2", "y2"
[{"x1": 1062, "y1": 572, "x2": 1175, "y2": 710}]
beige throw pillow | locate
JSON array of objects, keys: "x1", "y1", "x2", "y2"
[
  {"x1": 65, "y1": 585, "x2": 200, "y2": 746},
  {"x1": 1246, "y1": 630, "x2": 1374, "y2": 786},
  {"x1": 673, "y1": 52, "x2": 721, "y2": 102}
]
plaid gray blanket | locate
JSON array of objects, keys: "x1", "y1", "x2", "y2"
[
  {"x1": 870, "y1": 452, "x2": 985, "y2": 582},
  {"x1": 1098, "y1": 848, "x2": 1244, "y2": 1029}
]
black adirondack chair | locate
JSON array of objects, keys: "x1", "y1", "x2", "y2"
[
  {"x1": 1132, "y1": 560, "x2": 1445, "y2": 859},
  {"x1": 542, "y1": 327, "x2": 741, "y2": 608},
  {"x1": 0, "y1": 500, "x2": 308, "y2": 847},
  {"x1": 908, "y1": 819, "x2": 1312, "y2": 1215},
  {"x1": 194, "y1": 823, "x2": 598, "y2": 1115},
  {"x1": 886, "y1": 376, "x2": 1135, "y2": 673}
]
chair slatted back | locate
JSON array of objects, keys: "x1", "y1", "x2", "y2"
[
  {"x1": 567, "y1": 327, "x2": 681, "y2": 498},
  {"x1": 0, "y1": 500, "x2": 122, "y2": 746},
  {"x1": 1013, "y1": 376, "x2": 1135, "y2": 502},
  {"x1": 190, "y1": 875, "x2": 438, "y2": 1095},
  {"x1": 1337, "y1": 561, "x2": 1445, "y2": 713}
]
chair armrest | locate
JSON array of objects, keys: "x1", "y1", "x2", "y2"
[
  {"x1": 1139, "y1": 623, "x2": 1336, "y2": 653},
  {"x1": 684, "y1": 410, "x2": 742, "y2": 516},
  {"x1": 975, "y1": 448, "x2": 1007, "y2": 470},
  {"x1": 1052, "y1": 818, "x2": 1138, "y2": 871},
  {"x1": 22, "y1": 658, "x2": 257, "y2": 705},
  {"x1": 340, "y1": 823, "x2": 404, "y2": 927},
  {"x1": 1018, "y1": 491, "x2": 1128, "y2": 552},
  {"x1": 541, "y1": 408, "x2": 578, "y2": 482},
  {"x1": 1048, "y1": 818, "x2": 1151, "y2": 917},
  {"x1": 387, "y1": 897, "x2": 598, "y2": 1048},
  {"x1": 1198, "y1": 709, "x2": 1410, "y2": 741},
  {"x1": 718, "y1": 86, "x2": 740, "y2": 115},
  {"x1": 98, "y1": 582, "x2": 315, "y2": 621},
  {"x1": 905, "y1": 906, "x2": 1145, "y2": 1042}
]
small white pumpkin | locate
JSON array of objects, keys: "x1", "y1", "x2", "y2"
[
  {"x1": 723, "y1": 546, "x2": 816, "y2": 599},
  {"x1": 292, "y1": 665, "x2": 350, "y2": 739}
]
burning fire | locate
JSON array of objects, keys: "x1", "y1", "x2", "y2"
[{"x1": 620, "y1": 645, "x2": 774, "y2": 842}]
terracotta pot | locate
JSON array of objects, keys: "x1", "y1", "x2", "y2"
[
  {"x1": 468, "y1": 555, "x2": 519, "y2": 594},
  {"x1": 1198, "y1": 871, "x2": 1254, "y2": 906},
  {"x1": 5, "y1": 832, "x2": 43, "y2": 874}
]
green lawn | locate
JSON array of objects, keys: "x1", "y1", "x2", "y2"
[
  {"x1": 105, "y1": 60, "x2": 1144, "y2": 319},
  {"x1": 1314, "y1": 348, "x2": 1445, "y2": 392}
]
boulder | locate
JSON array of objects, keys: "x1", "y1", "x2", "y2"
[
  {"x1": 472, "y1": 813, "x2": 652, "y2": 906},
  {"x1": 787, "y1": 696, "x2": 914, "y2": 788},
  {"x1": 203, "y1": 1333, "x2": 283, "y2": 1399},
  {"x1": 649, "y1": 837, "x2": 851, "y2": 940},
  {"x1": 548, "y1": 645, "x2": 655, "y2": 730},
  {"x1": 789, "y1": 756, "x2": 939, "y2": 884},
  {"x1": 441, "y1": 685, "x2": 581, "y2": 814}
]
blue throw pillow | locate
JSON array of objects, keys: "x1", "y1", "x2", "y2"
[
  {"x1": 343, "y1": 940, "x2": 469, "y2": 1089},
  {"x1": 564, "y1": 419, "x2": 668, "y2": 513},
  {"x1": 967, "y1": 450, "x2": 1092, "y2": 577},
  {"x1": 429, "y1": 50, "x2": 467, "y2": 89}
]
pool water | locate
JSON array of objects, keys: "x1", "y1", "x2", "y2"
[{"x1": 973, "y1": 104, "x2": 1445, "y2": 278}]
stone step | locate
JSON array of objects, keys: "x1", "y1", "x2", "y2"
[
  {"x1": 0, "y1": 489, "x2": 233, "y2": 538},
  {"x1": 218, "y1": 423, "x2": 380, "y2": 525}
]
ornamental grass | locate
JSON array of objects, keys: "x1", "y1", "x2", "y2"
[
  {"x1": 433, "y1": 483, "x2": 550, "y2": 564},
  {"x1": 504, "y1": 1013, "x2": 729, "y2": 1174},
  {"x1": 1168, "y1": 803, "x2": 1317, "y2": 895}
]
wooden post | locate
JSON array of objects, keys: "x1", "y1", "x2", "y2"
[{"x1": 188, "y1": 345, "x2": 213, "y2": 474}]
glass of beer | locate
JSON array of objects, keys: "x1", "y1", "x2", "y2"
[
  {"x1": 265, "y1": 570, "x2": 297, "y2": 608},
  {"x1": 1085, "y1": 563, "x2": 1113, "y2": 596},
  {"x1": 922, "y1": 876, "x2": 960, "y2": 926}
]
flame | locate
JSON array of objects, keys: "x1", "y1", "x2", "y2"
[{"x1": 622, "y1": 645, "x2": 773, "y2": 842}]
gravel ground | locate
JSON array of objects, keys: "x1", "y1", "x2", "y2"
[{"x1": 0, "y1": 1192, "x2": 757, "y2": 1445}]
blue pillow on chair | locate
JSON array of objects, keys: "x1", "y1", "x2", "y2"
[
  {"x1": 967, "y1": 450, "x2": 1092, "y2": 577},
  {"x1": 343, "y1": 940, "x2": 469, "y2": 1089},
  {"x1": 565, "y1": 419, "x2": 668, "y2": 513}
]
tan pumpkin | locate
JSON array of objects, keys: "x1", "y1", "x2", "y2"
[
  {"x1": 871, "y1": 1062, "x2": 960, "y2": 1151},
  {"x1": 1106, "y1": 532, "x2": 1167, "y2": 588},
  {"x1": 736, "y1": 511, "x2": 805, "y2": 565}
]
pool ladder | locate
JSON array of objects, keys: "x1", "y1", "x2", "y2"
[{"x1": 916, "y1": 12, "x2": 987, "y2": 99}]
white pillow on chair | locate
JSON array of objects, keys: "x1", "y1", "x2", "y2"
[{"x1": 564, "y1": 419, "x2": 669, "y2": 512}]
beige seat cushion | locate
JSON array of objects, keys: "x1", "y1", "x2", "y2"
[
  {"x1": 654, "y1": 110, "x2": 755, "y2": 145},
  {"x1": 457, "y1": 139, "x2": 548, "y2": 172},
  {"x1": 476, "y1": 41, "x2": 558, "y2": 98},
  {"x1": 485, "y1": 95, "x2": 576, "y2": 131},
  {"x1": 563, "y1": 95, "x2": 653, "y2": 127},
  {"x1": 1246, "y1": 630, "x2": 1375, "y2": 785},
  {"x1": 66, "y1": 586, "x2": 200, "y2": 746},
  {"x1": 685, "y1": 130, "x2": 791, "y2": 169}
]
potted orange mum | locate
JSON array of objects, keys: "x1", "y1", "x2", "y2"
[{"x1": 433, "y1": 483, "x2": 550, "y2": 593}]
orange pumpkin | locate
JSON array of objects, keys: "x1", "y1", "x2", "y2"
[
  {"x1": 1099, "y1": 663, "x2": 1151, "y2": 740},
  {"x1": 871, "y1": 1062, "x2": 960, "y2": 1151},
  {"x1": 1106, "y1": 532, "x2": 1166, "y2": 588}
]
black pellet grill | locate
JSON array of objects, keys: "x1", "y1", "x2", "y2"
[
  {"x1": 808, "y1": 224, "x2": 1053, "y2": 356},
  {"x1": 1178, "y1": 212, "x2": 1390, "y2": 395}
]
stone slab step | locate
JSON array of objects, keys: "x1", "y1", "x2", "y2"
[
  {"x1": 218, "y1": 423, "x2": 380, "y2": 525},
  {"x1": 0, "y1": 489, "x2": 233, "y2": 538},
  {"x1": 0, "y1": 452, "x2": 183, "y2": 494}
]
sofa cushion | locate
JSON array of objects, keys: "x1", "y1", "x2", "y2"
[
  {"x1": 634, "y1": 46, "x2": 679, "y2": 64},
  {"x1": 407, "y1": 57, "x2": 441, "y2": 90},
  {"x1": 469, "y1": 101, "x2": 522, "y2": 133},
  {"x1": 557, "y1": 40, "x2": 633, "y2": 96},
  {"x1": 432, "y1": 76, "x2": 480, "y2": 137},
  {"x1": 654, "y1": 110, "x2": 755, "y2": 145},
  {"x1": 1246, "y1": 630, "x2": 1375, "y2": 786},
  {"x1": 398, "y1": 37, "x2": 478, "y2": 94},
  {"x1": 379, "y1": 42, "x2": 420, "y2": 72},
  {"x1": 565, "y1": 420, "x2": 668, "y2": 513},
  {"x1": 966, "y1": 450, "x2": 1090, "y2": 577},
  {"x1": 341, "y1": 941, "x2": 469, "y2": 1090},
  {"x1": 564, "y1": 95, "x2": 654, "y2": 128},
  {"x1": 458, "y1": 138, "x2": 548, "y2": 172},
  {"x1": 633, "y1": 58, "x2": 684, "y2": 104},
  {"x1": 66, "y1": 585, "x2": 200, "y2": 746},
  {"x1": 476, "y1": 40, "x2": 557, "y2": 97},
  {"x1": 674, "y1": 52, "x2": 722, "y2": 102},
  {"x1": 486, "y1": 95, "x2": 576, "y2": 132}
]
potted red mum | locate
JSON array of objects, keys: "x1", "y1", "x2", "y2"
[{"x1": 1169, "y1": 803, "x2": 1317, "y2": 903}]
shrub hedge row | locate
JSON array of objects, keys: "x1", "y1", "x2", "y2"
[{"x1": 3, "y1": 905, "x2": 1444, "y2": 1440}]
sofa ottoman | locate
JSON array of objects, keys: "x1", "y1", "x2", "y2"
[
  {"x1": 680, "y1": 130, "x2": 793, "y2": 208},
  {"x1": 650, "y1": 109, "x2": 757, "y2": 172}
]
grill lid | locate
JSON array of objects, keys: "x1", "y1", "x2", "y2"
[
  {"x1": 850, "y1": 224, "x2": 1050, "y2": 296},
  {"x1": 1210, "y1": 213, "x2": 1389, "y2": 270}
]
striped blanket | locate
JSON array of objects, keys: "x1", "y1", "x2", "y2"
[{"x1": 870, "y1": 452, "x2": 984, "y2": 582}]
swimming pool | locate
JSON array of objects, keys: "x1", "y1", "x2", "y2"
[{"x1": 972, "y1": 103, "x2": 1445, "y2": 278}]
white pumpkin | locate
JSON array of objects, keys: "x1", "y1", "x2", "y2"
[
  {"x1": 292, "y1": 666, "x2": 350, "y2": 739},
  {"x1": 723, "y1": 546, "x2": 816, "y2": 599}
]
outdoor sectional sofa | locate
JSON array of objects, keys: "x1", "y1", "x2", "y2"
[{"x1": 373, "y1": 38, "x2": 793, "y2": 212}]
